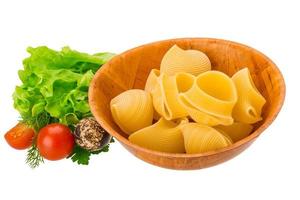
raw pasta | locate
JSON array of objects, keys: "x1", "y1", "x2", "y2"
[
  {"x1": 232, "y1": 68, "x2": 266, "y2": 124},
  {"x1": 179, "y1": 71, "x2": 237, "y2": 126},
  {"x1": 215, "y1": 129, "x2": 233, "y2": 144},
  {"x1": 144, "y1": 69, "x2": 160, "y2": 93},
  {"x1": 110, "y1": 43, "x2": 267, "y2": 155},
  {"x1": 160, "y1": 45, "x2": 211, "y2": 76},
  {"x1": 215, "y1": 122, "x2": 253, "y2": 143},
  {"x1": 181, "y1": 123, "x2": 232, "y2": 154},
  {"x1": 151, "y1": 72, "x2": 194, "y2": 120},
  {"x1": 144, "y1": 69, "x2": 161, "y2": 120},
  {"x1": 110, "y1": 89, "x2": 153, "y2": 135},
  {"x1": 129, "y1": 117, "x2": 187, "y2": 153}
]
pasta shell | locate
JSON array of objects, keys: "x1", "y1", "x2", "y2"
[
  {"x1": 181, "y1": 123, "x2": 232, "y2": 154},
  {"x1": 179, "y1": 71, "x2": 237, "y2": 126},
  {"x1": 144, "y1": 69, "x2": 160, "y2": 93},
  {"x1": 232, "y1": 68, "x2": 266, "y2": 124},
  {"x1": 153, "y1": 110, "x2": 161, "y2": 121},
  {"x1": 160, "y1": 45, "x2": 211, "y2": 76},
  {"x1": 151, "y1": 79, "x2": 165, "y2": 119},
  {"x1": 217, "y1": 129, "x2": 234, "y2": 144},
  {"x1": 179, "y1": 96, "x2": 233, "y2": 126},
  {"x1": 129, "y1": 117, "x2": 187, "y2": 153},
  {"x1": 144, "y1": 69, "x2": 161, "y2": 120},
  {"x1": 215, "y1": 122, "x2": 253, "y2": 143},
  {"x1": 172, "y1": 117, "x2": 189, "y2": 125},
  {"x1": 151, "y1": 72, "x2": 194, "y2": 120},
  {"x1": 110, "y1": 89, "x2": 153, "y2": 135}
]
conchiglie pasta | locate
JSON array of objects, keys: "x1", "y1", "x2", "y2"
[
  {"x1": 151, "y1": 72, "x2": 194, "y2": 120},
  {"x1": 215, "y1": 122, "x2": 253, "y2": 143},
  {"x1": 144, "y1": 69, "x2": 161, "y2": 120},
  {"x1": 172, "y1": 117, "x2": 189, "y2": 125},
  {"x1": 179, "y1": 71, "x2": 237, "y2": 126},
  {"x1": 181, "y1": 123, "x2": 232, "y2": 154},
  {"x1": 215, "y1": 129, "x2": 234, "y2": 144},
  {"x1": 110, "y1": 89, "x2": 153, "y2": 135},
  {"x1": 109, "y1": 42, "x2": 267, "y2": 155},
  {"x1": 232, "y1": 68, "x2": 266, "y2": 124},
  {"x1": 160, "y1": 45, "x2": 211, "y2": 76},
  {"x1": 129, "y1": 117, "x2": 187, "y2": 153},
  {"x1": 144, "y1": 69, "x2": 160, "y2": 93},
  {"x1": 178, "y1": 98, "x2": 233, "y2": 126}
]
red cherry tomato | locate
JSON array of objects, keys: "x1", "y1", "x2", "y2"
[
  {"x1": 37, "y1": 123, "x2": 74, "y2": 161},
  {"x1": 4, "y1": 123, "x2": 35, "y2": 150}
]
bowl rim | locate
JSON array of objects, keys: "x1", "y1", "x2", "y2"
[{"x1": 89, "y1": 37, "x2": 286, "y2": 158}]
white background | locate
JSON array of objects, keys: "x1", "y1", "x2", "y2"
[{"x1": 0, "y1": 0, "x2": 299, "y2": 199}]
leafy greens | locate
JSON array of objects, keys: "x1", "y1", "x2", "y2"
[
  {"x1": 13, "y1": 46, "x2": 114, "y2": 127},
  {"x1": 13, "y1": 46, "x2": 115, "y2": 166}
]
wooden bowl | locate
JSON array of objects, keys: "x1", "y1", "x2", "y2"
[{"x1": 89, "y1": 38, "x2": 285, "y2": 170}]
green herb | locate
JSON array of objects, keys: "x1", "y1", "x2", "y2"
[
  {"x1": 22, "y1": 112, "x2": 57, "y2": 168},
  {"x1": 68, "y1": 145, "x2": 91, "y2": 165},
  {"x1": 21, "y1": 111, "x2": 57, "y2": 132},
  {"x1": 13, "y1": 46, "x2": 115, "y2": 127},
  {"x1": 68, "y1": 142, "x2": 112, "y2": 165},
  {"x1": 26, "y1": 145, "x2": 44, "y2": 169},
  {"x1": 12, "y1": 46, "x2": 115, "y2": 167}
]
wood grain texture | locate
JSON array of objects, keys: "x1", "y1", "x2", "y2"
[{"x1": 89, "y1": 38, "x2": 285, "y2": 170}]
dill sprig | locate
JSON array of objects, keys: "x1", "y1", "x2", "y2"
[
  {"x1": 26, "y1": 145, "x2": 44, "y2": 169},
  {"x1": 22, "y1": 112, "x2": 58, "y2": 168}
]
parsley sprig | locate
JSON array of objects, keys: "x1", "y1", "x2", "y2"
[{"x1": 68, "y1": 138, "x2": 114, "y2": 165}]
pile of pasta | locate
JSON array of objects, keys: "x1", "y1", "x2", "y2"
[{"x1": 110, "y1": 45, "x2": 266, "y2": 154}]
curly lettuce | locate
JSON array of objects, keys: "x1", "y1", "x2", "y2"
[{"x1": 13, "y1": 46, "x2": 114, "y2": 128}]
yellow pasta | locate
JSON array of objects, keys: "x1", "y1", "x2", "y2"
[
  {"x1": 216, "y1": 129, "x2": 234, "y2": 144},
  {"x1": 172, "y1": 117, "x2": 189, "y2": 125},
  {"x1": 160, "y1": 45, "x2": 211, "y2": 76},
  {"x1": 181, "y1": 123, "x2": 232, "y2": 154},
  {"x1": 110, "y1": 44, "x2": 267, "y2": 155},
  {"x1": 232, "y1": 68, "x2": 266, "y2": 124},
  {"x1": 144, "y1": 69, "x2": 161, "y2": 120},
  {"x1": 110, "y1": 89, "x2": 153, "y2": 135},
  {"x1": 129, "y1": 117, "x2": 187, "y2": 153},
  {"x1": 151, "y1": 72, "x2": 194, "y2": 120},
  {"x1": 179, "y1": 71, "x2": 237, "y2": 126},
  {"x1": 215, "y1": 122, "x2": 253, "y2": 143},
  {"x1": 144, "y1": 69, "x2": 160, "y2": 93}
]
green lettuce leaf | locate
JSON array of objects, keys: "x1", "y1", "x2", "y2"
[{"x1": 13, "y1": 46, "x2": 115, "y2": 127}]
